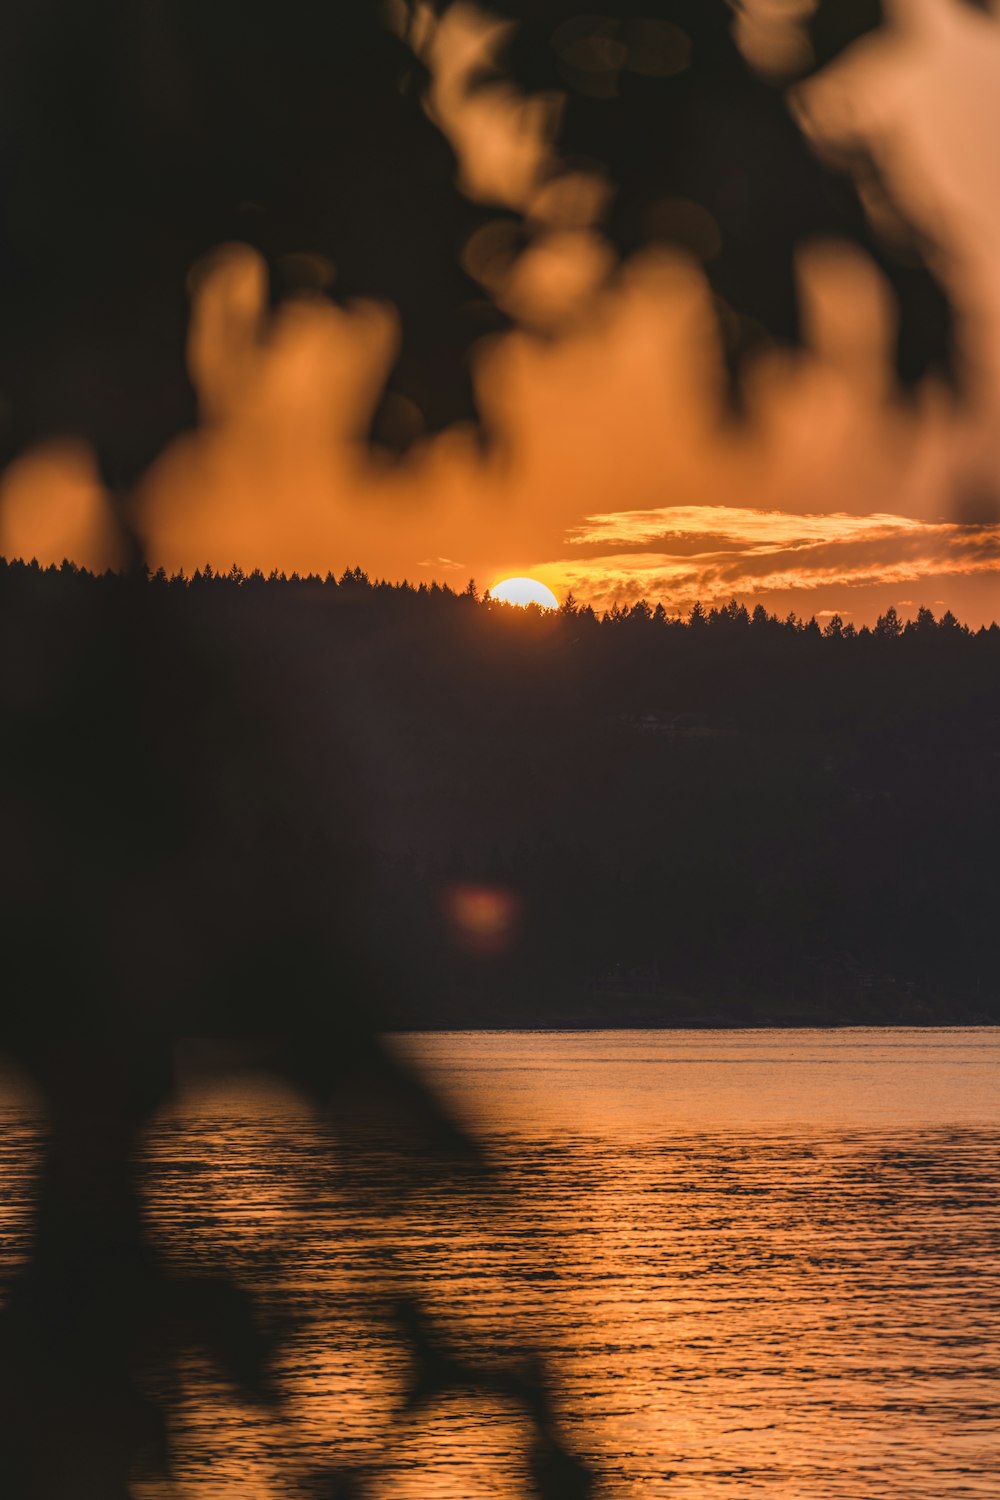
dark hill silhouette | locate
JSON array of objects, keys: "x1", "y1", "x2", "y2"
[{"x1": 3, "y1": 558, "x2": 997, "y2": 1031}]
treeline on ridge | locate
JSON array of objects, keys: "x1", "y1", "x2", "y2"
[{"x1": 2, "y1": 553, "x2": 992, "y2": 643}]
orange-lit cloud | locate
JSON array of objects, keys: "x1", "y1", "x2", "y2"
[
  {"x1": 567, "y1": 506, "x2": 926, "y2": 552},
  {"x1": 550, "y1": 504, "x2": 1000, "y2": 614}
]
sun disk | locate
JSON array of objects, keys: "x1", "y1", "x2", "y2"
[{"x1": 491, "y1": 576, "x2": 559, "y2": 609}]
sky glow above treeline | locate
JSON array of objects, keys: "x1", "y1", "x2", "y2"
[{"x1": 0, "y1": 0, "x2": 999, "y2": 625}]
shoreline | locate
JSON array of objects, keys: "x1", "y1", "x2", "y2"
[{"x1": 385, "y1": 1017, "x2": 1000, "y2": 1033}]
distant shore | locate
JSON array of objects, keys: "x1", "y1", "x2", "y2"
[
  {"x1": 396, "y1": 1016, "x2": 1000, "y2": 1031},
  {"x1": 387, "y1": 982, "x2": 1000, "y2": 1031}
]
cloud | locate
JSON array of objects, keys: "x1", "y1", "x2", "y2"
[
  {"x1": 566, "y1": 506, "x2": 929, "y2": 551},
  {"x1": 545, "y1": 504, "x2": 1000, "y2": 612}
]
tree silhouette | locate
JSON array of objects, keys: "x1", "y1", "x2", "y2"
[{"x1": 875, "y1": 605, "x2": 904, "y2": 638}]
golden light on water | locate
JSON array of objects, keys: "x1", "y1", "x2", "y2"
[{"x1": 490, "y1": 576, "x2": 559, "y2": 609}]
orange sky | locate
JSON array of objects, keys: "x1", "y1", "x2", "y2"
[{"x1": 1, "y1": 0, "x2": 999, "y2": 625}]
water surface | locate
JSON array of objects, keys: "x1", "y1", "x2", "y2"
[{"x1": 1, "y1": 1029, "x2": 997, "y2": 1498}]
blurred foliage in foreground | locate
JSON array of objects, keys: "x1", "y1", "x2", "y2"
[{"x1": 0, "y1": 556, "x2": 596, "y2": 1500}]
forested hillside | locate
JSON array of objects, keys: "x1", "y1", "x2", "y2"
[{"x1": 4, "y1": 558, "x2": 998, "y2": 1027}]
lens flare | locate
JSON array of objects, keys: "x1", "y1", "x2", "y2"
[{"x1": 444, "y1": 883, "x2": 520, "y2": 956}]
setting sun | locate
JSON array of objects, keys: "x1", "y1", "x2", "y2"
[{"x1": 490, "y1": 576, "x2": 559, "y2": 609}]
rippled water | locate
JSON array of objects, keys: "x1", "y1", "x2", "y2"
[{"x1": 1, "y1": 1029, "x2": 998, "y2": 1498}]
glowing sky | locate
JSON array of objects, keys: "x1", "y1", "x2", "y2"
[{"x1": 1, "y1": 0, "x2": 999, "y2": 625}]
